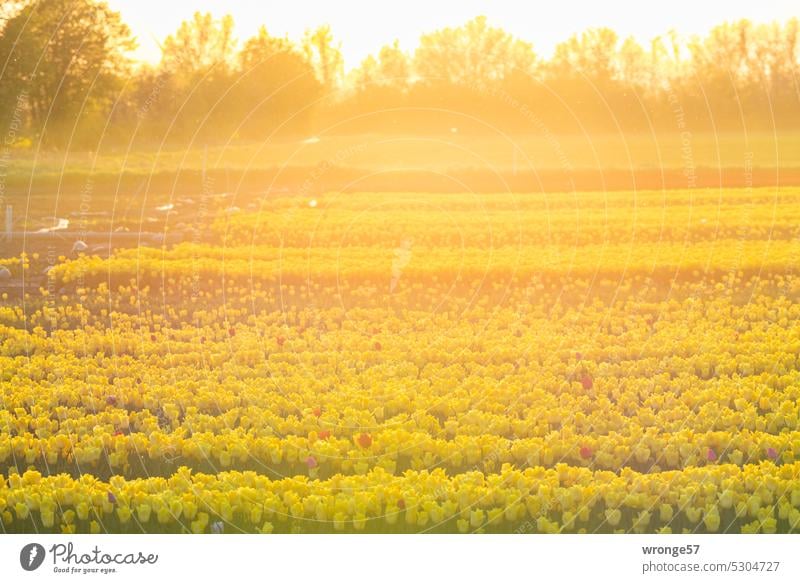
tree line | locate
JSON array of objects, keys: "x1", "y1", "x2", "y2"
[{"x1": 1, "y1": 0, "x2": 798, "y2": 149}]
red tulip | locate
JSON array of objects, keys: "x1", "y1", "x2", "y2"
[
  {"x1": 306, "y1": 456, "x2": 318, "y2": 469},
  {"x1": 766, "y1": 447, "x2": 778, "y2": 460},
  {"x1": 579, "y1": 446, "x2": 592, "y2": 459},
  {"x1": 312, "y1": 407, "x2": 322, "y2": 417},
  {"x1": 707, "y1": 448, "x2": 717, "y2": 462},
  {"x1": 318, "y1": 430, "x2": 331, "y2": 440},
  {"x1": 575, "y1": 352, "x2": 583, "y2": 360},
  {"x1": 358, "y1": 433, "x2": 373, "y2": 448},
  {"x1": 581, "y1": 374, "x2": 593, "y2": 390},
  {"x1": 374, "y1": 341, "x2": 382, "y2": 351},
  {"x1": 106, "y1": 395, "x2": 117, "y2": 406},
  {"x1": 150, "y1": 334, "x2": 156, "y2": 342},
  {"x1": 277, "y1": 336, "x2": 286, "y2": 346},
  {"x1": 228, "y1": 327, "x2": 236, "y2": 337}
]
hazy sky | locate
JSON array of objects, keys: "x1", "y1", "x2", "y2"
[{"x1": 107, "y1": 0, "x2": 799, "y2": 69}]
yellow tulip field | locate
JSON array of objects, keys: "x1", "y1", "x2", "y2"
[{"x1": 2, "y1": 188, "x2": 800, "y2": 533}]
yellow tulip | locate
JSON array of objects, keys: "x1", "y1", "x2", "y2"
[
  {"x1": 659, "y1": 504, "x2": 673, "y2": 522},
  {"x1": 76, "y1": 501, "x2": 90, "y2": 521},
  {"x1": 183, "y1": 501, "x2": 198, "y2": 521},
  {"x1": 353, "y1": 513, "x2": 367, "y2": 530},
  {"x1": 14, "y1": 502, "x2": 29, "y2": 520},
  {"x1": 605, "y1": 508, "x2": 621, "y2": 527},
  {"x1": 136, "y1": 504, "x2": 152, "y2": 523},
  {"x1": 116, "y1": 506, "x2": 132, "y2": 524},
  {"x1": 685, "y1": 507, "x2": 702, "y2": 524},
  {"x1": 761, "y1": 517, "x2": 777, "y2": 534},
  {"x1": 333, "y1": 512, "x2": 347, "y2": 531},
  {"x1": 157, "y1": 506, "x2": 171, "y2": 524},
  {"x1": 169, "y1": 500, "x2": 183, "y2": 519},
  {"x1": 703, "y1": 508, "x2": 721, "y2": 532},
  {"x1": 536, "y1": 516, "x2": 559, "y2": 534},
  {"x1": 633, "y1": 510, "x2": 651, "y2": 533},
  {"x1": 719, "y1": 490, "x2": 734, "y2": 509},
  {"x1": 191, "y1": 512, "x2": 209, "y2": 534}
]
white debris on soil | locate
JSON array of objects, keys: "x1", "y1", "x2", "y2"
[{"x1": 35, "y1": 218, "x2": 70, "y2": 233}]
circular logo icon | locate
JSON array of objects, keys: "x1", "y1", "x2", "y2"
[{"x1": 20, "y1": 543, "x2": 46, "y2": 571}]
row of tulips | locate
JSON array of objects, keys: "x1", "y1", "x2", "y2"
[
  {"x1": 2, "y1": 463, "x2": 799, "y2": 534},
  {"x1": 1, "y1": 426, "x2": 798, "y2": 479}
]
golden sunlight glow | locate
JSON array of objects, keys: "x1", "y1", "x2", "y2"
[
  {"x1": 108, "y1": 0, "x2": 799, "y2": 68},
  {"x1": 3, "y1": 0, "x2": 800, "y2": 543}
]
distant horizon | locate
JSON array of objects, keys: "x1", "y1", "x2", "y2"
[{"x1": 106, "y1": 0, "x2": 799, "y2": 70}]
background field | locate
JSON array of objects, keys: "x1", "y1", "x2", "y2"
[
  {"x1": 4, "y1": 132, "x2": 799, "y2": 250},
  {"x1": 9, "y1": 133, "x2": 800, "y2": 177}
]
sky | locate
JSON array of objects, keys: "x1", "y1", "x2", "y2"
[{"x1": 107, "y1": 0, "x2": 799, "y2": 70}]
